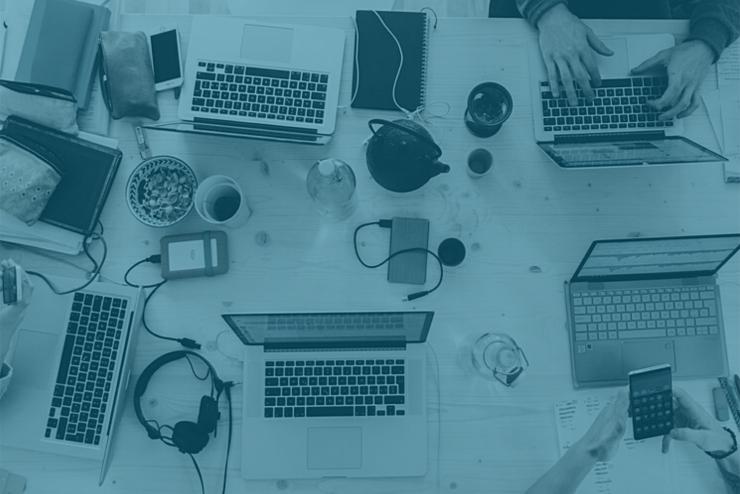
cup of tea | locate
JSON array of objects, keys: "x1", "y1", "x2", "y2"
[
  {"x1": 194, "y1": 175, "x2": 251, "y2": 228},
  {"x1": 465, "y1": 82, "x2": 513, "y2": 138},
  {"x1": 467, "y1": 148, "x2": 493, "y2": 178}
]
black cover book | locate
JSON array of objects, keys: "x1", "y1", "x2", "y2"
[
  {"x1": 352, "y1": 10, "x2": 430, "y2": 112},
  {"x1": 1, "y1": 117, "x2": 121, "y2": 236}
]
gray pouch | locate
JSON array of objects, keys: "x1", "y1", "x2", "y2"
[{"x1": 99, "y1": 31, "x2": 160, "y2": 120}]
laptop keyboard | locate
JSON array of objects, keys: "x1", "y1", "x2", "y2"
[
  {"x1": 266, "y1": 313, "x2": 405, "y2": 332},
  {"x1": 572, "y1": 286, "x2": 719, "y2": 345},
  {"x1": 192, "y1": 60, "x2": 328, "y2": 124},
  {"x1": 264, "y1": 359, "x2": 406, "y2": 419},
  {"x1": 45, "y1": 292, "x2": 128, "y2": 445},
  {"x1": 540, "y1": 77, "x2": 674, "y2": 133}
]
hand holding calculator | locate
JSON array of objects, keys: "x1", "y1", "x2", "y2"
[{"x1": 629, "y1": 364, "x2": 674, "y2": 440}]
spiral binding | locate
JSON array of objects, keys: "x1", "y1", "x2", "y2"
[{"x1": 419, "y1": 11, "x2": 431, "y2": 111}]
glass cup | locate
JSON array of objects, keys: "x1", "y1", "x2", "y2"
[
  {"x1": 471, "y1": 332, "x2": 529, "y2": 386},
  {"x1": 194, "y1": 175, "x2": 251, "y2": 228},
  {"x1": 464, "y1": 82, "x2": 513, "y2": 138}
]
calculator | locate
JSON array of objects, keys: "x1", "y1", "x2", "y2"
[{"x1": 628, "y1": 364, "x2": 674, "y2": 440}]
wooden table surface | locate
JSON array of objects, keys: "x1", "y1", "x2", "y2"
[{"x1": 1, "y1": 11, "x2": 739, "y2": 494}]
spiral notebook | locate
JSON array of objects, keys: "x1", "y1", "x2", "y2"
[{"x1": 352, "y1": 10, "x2": 430, "y2": 112}]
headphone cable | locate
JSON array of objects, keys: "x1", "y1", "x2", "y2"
[{"x1": 188, "y1": 453, "x2": 206, "y2": 494}]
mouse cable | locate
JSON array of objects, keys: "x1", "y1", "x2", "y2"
[
  {"x1": 188, "y1": 453, "x2": 206, "y2": 494},
  {"x1": 124, "y1": 256, "x2": 201, "y2": 350},
  {"x1": 27, "y1": 220, "x2": 107, "y2": 295},
  {"x1": 353, "y1": 220, "x2": 443, "y2": 301}
]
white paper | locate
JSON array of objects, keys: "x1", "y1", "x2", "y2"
[
  {"x1": 225, "y1": 0, "x2": 395, "y2": 17},
  {"x1": 555, "y1": 396, "x2": 671, "y2": 494}
]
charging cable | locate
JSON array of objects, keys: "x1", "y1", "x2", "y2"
[
  {"x1": 124, "y1": 255, "x2": 201, "y2": 349},
  {"x1": 27, "y1": 221, "x2": 108, "y2": 295},
  {"x1": 353, "y1": 220, "x2": 443, "y2": 301}
]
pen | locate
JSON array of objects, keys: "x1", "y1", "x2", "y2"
[
  {"x1": 734, "y1": 374, "x2": 740, "y2": 399},
  {"x1": 0, "y1": 21, "x2": 7, "y2": 77}
]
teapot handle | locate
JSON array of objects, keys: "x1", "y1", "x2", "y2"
[{"x1": 368, "y1": 119, "x2": 442, "y2": 158}]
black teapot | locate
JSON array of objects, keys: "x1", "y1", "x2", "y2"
[{"x1": 366, "y1": 119, "x2": 450, "y2": 193}]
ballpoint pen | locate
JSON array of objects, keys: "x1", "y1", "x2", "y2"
[
  {"x1": 0, "y1": 21, "x2": 8, "y2": 77},
  {"x1": 734, "y1": 374, "x2": 740, "y2": 400}
]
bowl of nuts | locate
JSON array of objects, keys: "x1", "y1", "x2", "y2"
[{"x1": 126, "y1": 156, "x2": 197, "y2": 227}]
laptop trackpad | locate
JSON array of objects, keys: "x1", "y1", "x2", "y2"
[
  {"x1": 621, "y1": 341, "x2": 675, "y2": 374},
  {"x1": 241, "y1": 24, "x2": 293, "y2": 63},
  {"x1": 307, "y1": 427, "x2": 362, "y2": 470},
  {"x1": 13, "y1": 330, "x2": 58, "y2": 390}
]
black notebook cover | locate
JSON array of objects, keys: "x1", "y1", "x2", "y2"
[
  {"x1": 1, "y1": 117, "x2": 121, "y2": 236},
  {"x1": 352, "y1": 10, "x2": 429, "y2": 112}
]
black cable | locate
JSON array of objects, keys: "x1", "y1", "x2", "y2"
[
  {"x1": 221, "y1": 383, "x2": 234, "y2": 494},
  {"x1": 353, "y1": 220, "x2": 444, "y2": 301},
  {"x1": 27, "y1": 221, "x2": 108, "y2": 295},
  {"x1": 125, "y1": 257, "x2": 201, "y2": 350},
  {"x1": 188, "y1": 453, "x2": 206, "y2": 494}
]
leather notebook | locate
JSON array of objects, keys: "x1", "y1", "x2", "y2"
[
  {"x1": 1, "y1": 117, "x2": 121, "y2": 236},
  {"x1": 351, "y1": 10, "x2": 430, "y2": 112},
  {"x1": 15, "y1": 0, "x2": 110, "y2": 110}
]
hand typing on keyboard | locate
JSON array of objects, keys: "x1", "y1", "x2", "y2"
[
  {"x1": 535, "y1": 4, "x2": 614, "y2": 106},
  {"x1": 630, "y1": 40, "x2": 715, "y2": 120}
]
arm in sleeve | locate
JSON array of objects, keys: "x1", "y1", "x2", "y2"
[
  {"x1": 717, "y1": 459, "x2": 740, "y2": 494},
  {"x1": 516, "y1": 0, "x2": 569, "y2": 27},
  {"x1": 672, "y1": 0, "x2": 740, "y2": 60}
]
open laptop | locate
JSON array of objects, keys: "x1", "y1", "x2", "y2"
[
  {"x1": 530, "y1": 33, "x2": 727, "y2": 168},
  {"x1": 144, "y1": 17, "x2": 346, "y2": 145},
  {"x1": 221, "y1": 311, "x2": 433, "y2": 480},
  {"x1": 0, "y1": 276, "x2": 143, "y2": 481},
  {"x1": 565, "y1": 234, "x2": 740, "y2": 388}
]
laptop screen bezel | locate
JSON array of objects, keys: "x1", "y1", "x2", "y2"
[
  {"x1": 221, "y1": 311, "x2": 435, "y2": 348},
  {"x1": 538, "y1": 135, "x2": 728, "y2": 169},
  {"x1": 570, "y1": 234, "x2": 740, "y2": 283}
]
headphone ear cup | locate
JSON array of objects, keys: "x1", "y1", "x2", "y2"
[
  {"x1": 172, "y1": 421, "x2": 210, "y2": 454},
  {"x1": 197, "y1": 396, "x2": 219, "y2": 434}
]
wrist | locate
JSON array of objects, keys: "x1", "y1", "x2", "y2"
[
  {"x1": 536, "y1": 3, "x2": 573, "y2": 30},
  {"x1": 683, "y1": 39, "x2": 714, "y2": 61},
  {"x1": 571, "y1": 438, "x2": 602, "y2": 466},
  {"x1": 705, "y1": 427, "x2": 738, "y2": 460}
]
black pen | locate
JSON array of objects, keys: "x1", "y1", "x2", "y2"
[{"x1": 734, "y1": 374, "x2": 740, "y2": 399}]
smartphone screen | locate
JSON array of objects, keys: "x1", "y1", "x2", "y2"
[
  {"x1": 150, "y1": 30, "x2": 181, "y2": 84},
  {"x1": 629, "y1": 364, "x2": 673, "y2": 440}
]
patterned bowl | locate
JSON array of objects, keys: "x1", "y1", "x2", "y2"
[{"x1": 126, "y1": 156, "x2": 197, "y2": 227}]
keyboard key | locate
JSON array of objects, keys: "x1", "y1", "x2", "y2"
[{"x1": 307, "y1": 406, "x2": 353, "y2": 417}]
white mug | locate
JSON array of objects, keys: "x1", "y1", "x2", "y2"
[{"x1": 194, "y1": 175, "x2": 251, "y2": 228}]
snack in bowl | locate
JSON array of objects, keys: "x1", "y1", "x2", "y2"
[{"x1": 126, "y1": 156, "x2": 197, "y2": 227}]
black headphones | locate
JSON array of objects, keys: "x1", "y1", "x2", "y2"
[{"x1": 133, "y1": 351, "x2": 233, "y2": 494}]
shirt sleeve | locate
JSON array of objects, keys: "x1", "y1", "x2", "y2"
[
  {"x1": 516, "y1": 0, "x2": 568, "y2": 26},
  {"x1": 673, "y1": 0, "x2": 740, "y2": 60},
  {"x1": 0, "y1": 362, "x2": 13, "y2": 401},
  {"x1": 717, "y1": 460, "x2": 740, "y2": 494}
]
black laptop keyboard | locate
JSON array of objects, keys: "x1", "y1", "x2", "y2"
[
  {"x1": 192, "y1": 60, "x2": 328, "y2": 124},
  {"x1": 540, "y1": 77, "x2": 674, "y2": 133},
  {"x1": 45, "y1": 293, "x2": 128, "y2": 445},
  {"x1": 264, "y1": 359, "x2": 406, "y2": 419},
  {"x1": 572, "y1": 286, "x2": 719, "y2": 347}
]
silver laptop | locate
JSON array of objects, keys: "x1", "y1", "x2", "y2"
[
  {"x1": 0, "y1": 276, "x2": 143, "y2": 481},
  {"x1": 530, "y1": 33, "x2": 727, "y2": 168},
  {"x1": 145, "y1": 17, "x2": 345, "y2": 145},
  {"x1": 222, "y1": 311, "x2": 433, "y2": 480},
  {"x1": 565, "y1": 234, "x2": 740, "y2": 388}
]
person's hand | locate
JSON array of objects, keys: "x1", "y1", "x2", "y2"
[
  {"x1": 536, "y1": 4, "x2": 614, "y2": 106},
  {"x1": 631, "y1": 40, "x2": 714, "y2": 120},
  {"x1": 662, "y1": 388, "x2": 735, "y2": 455},
  {"x1": 576, "y1": 390, "x2": 629, "y2": 462},
  {"x1": 0, "y1": 259, "x2": 33, "y2": 364}
]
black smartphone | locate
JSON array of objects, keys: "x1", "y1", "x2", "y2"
[
  {"x1": 629, "y1": 364, "x2": 673, "y2": 440},
  {"x1": 150, "y1": 29, "x2": 183, "y2": 91},
  {"x1": 388, "y1": 217, "x2": 429, "y2": 285},
  {"x1": 2, "y1": 264, "x2": 21, "y2": 305}
]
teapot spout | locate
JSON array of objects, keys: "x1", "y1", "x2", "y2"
[{"x1": 434, "y1": 161, "x2": 451, "y2": 175}]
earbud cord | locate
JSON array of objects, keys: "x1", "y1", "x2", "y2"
[{"x1": 220, "y1": 383, "x2": 234, "y2": 494}]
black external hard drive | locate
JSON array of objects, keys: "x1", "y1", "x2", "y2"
[{"x1": 388, "y1": 217, "x2": 429, "y2": 285}]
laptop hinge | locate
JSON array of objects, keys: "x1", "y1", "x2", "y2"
[
  {"x1": 194, "y1": 117, "x2": 318, "y2": 135},
  {"x1": 554, "y1": 130, "x2": 664, "y2": 144}
]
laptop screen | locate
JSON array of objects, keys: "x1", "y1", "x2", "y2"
[
  {"x1": 572, "y1": 235, "x2": 740, "y2": 281},
  {"x1": 221, "y1": 312, "x2": 433, "y2": 347},
  {"x1": 539, "y1": 135, "x2": 726, "y2": 168}
]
